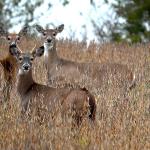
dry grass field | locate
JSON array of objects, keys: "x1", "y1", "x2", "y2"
[{"x1": 0, "y1": 39, "x2": 149, "y2": 149}]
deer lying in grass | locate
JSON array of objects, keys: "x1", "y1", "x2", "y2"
[
  {"x1": 0, "y1": 26, "x2": 28, "y2": 101},
  {"x1": 9, "y1": 43, "x2": 96, "y2": 126},
  {"x1": 35, "y1": 24, "x2": 136, "y2": 95}
]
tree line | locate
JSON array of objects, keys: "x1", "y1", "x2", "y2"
[{"x1": 1, "y1": 0, "x2": 150, "y2": 43}]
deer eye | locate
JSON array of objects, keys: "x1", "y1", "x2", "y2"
[
  {"x1": 53, "y1": 32, "x2": 56, "y2": 36},
  {"x1": 7, "y1": 37, "x2": 11, "y2": 40},
  {"x1": 43, "y1": 32, "x2": 46, "y2": 36},
  {"x1": 17, "y1": 37, "x2": 20, "y2": 41},
  {"x1": 19, "y1": 57, "x2": 23, "y2": 61},
  {"x1": 30, "y1": 57, "x2": 34, "y2": 61}
]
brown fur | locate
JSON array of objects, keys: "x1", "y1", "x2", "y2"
[
  {"x1": 35, "y1": 25, "x2": 136, "y2": 94},
  {"x1": 10, "y1": 46, "x2": 96, "y2": 126},
  {"x1": 0, "y1": 33, "x2": 18, "y2": 101},
  {"x1": 0, "y1": 26, "x2": 28, "y2": 101}
]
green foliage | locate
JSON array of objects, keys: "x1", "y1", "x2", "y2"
[
  {"x1": 111, "y1": 0, "x2": 150, "y2": 43},
  {"x1": 0, "y1": 0, "x2": 44, "y2": 29},
  {"x1": 62, "y1": 0, "x2": 69, "y2": 6}
]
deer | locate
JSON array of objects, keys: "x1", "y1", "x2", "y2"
[
  {"x1": 9, "y1": 43, "x2": 96, "y2": 126},
  {"x1": 35, "y1": 24, "x2": 136, "y2": 97},
  {"x1": 0, "y1": 26, "x2": 28, "y2": 102}
]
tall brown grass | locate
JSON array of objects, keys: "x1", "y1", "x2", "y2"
[{"x1": 0, "y1": 39, "x2": 149, "y2": 149}]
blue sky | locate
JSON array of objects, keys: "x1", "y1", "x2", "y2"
[{"x1": 10, "y1": 0, "x2": 114, "y2": 42}]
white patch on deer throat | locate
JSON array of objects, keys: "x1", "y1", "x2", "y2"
[
  {"x1": 44, "y1": 42, "x2": 53, "y2": 57},
  {"x1": 18, "y1": 68, "x2": 29, "y2": 75},
  {"x1": 18, "y1": 69, "x2": 24, "y2": 75}
]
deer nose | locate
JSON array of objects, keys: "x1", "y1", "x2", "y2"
[
  {"x1": 23, "y1": 64, "x2": 30, "y2": 71},
  {"x1": 47, "y1": 38, "x2": 52, "y2": 43}
]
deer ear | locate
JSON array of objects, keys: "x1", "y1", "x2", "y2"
[
  {"x1": 0, "y1": 26, "x2": 8, "y2": 37},
  {"x1": 56, "y1": 24, "x2": 64, "y2": 33},
  {"x1": 9, "y1": 44, "x2": 21, "y2": 57},
  {"x1": 18, "y1": 26, "x2": 28, "y2": 36},
  {"x1": 35, "y1": 24, "x2": 45, "y2": 33},
  {"x1": 32, "y1": 46, "x2": 44, "y2": 57}
]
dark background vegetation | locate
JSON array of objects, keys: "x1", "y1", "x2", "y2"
[{"x1": 1, "y1": 0, "x2": 150, "y2": 43}]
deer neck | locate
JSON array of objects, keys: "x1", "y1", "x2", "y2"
[
  {"x1": 44, "y1": 42, "x2": 59, "y2": 65},
  {"x1": 17, "y1": 69, "x2": 35, "y2": 97}
]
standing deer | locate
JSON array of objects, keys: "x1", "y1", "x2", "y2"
[
  {"x1": 0, "y1": 26, "x2": 28, "y2": 101},
  {"x1": 35, "y1": 24, "x2": 136, "y2": 96},
  {"x1": 9, "y1": 43, "x2": 96, "y2": 126}
]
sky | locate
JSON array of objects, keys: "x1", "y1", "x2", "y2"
[{"x1": 10, "y1": 0, "x2": 114, "y2": 43}]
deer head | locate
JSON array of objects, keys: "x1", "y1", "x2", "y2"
[
  {"x1": 35, "y1": 24, "x2": 64, "y2": 47},
  {"x1": 0, "y1": 26, "x2": 29, "y2": 45},
  {"x1": 9, "y1": 43, "x2": 44, "y2": 75}
]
